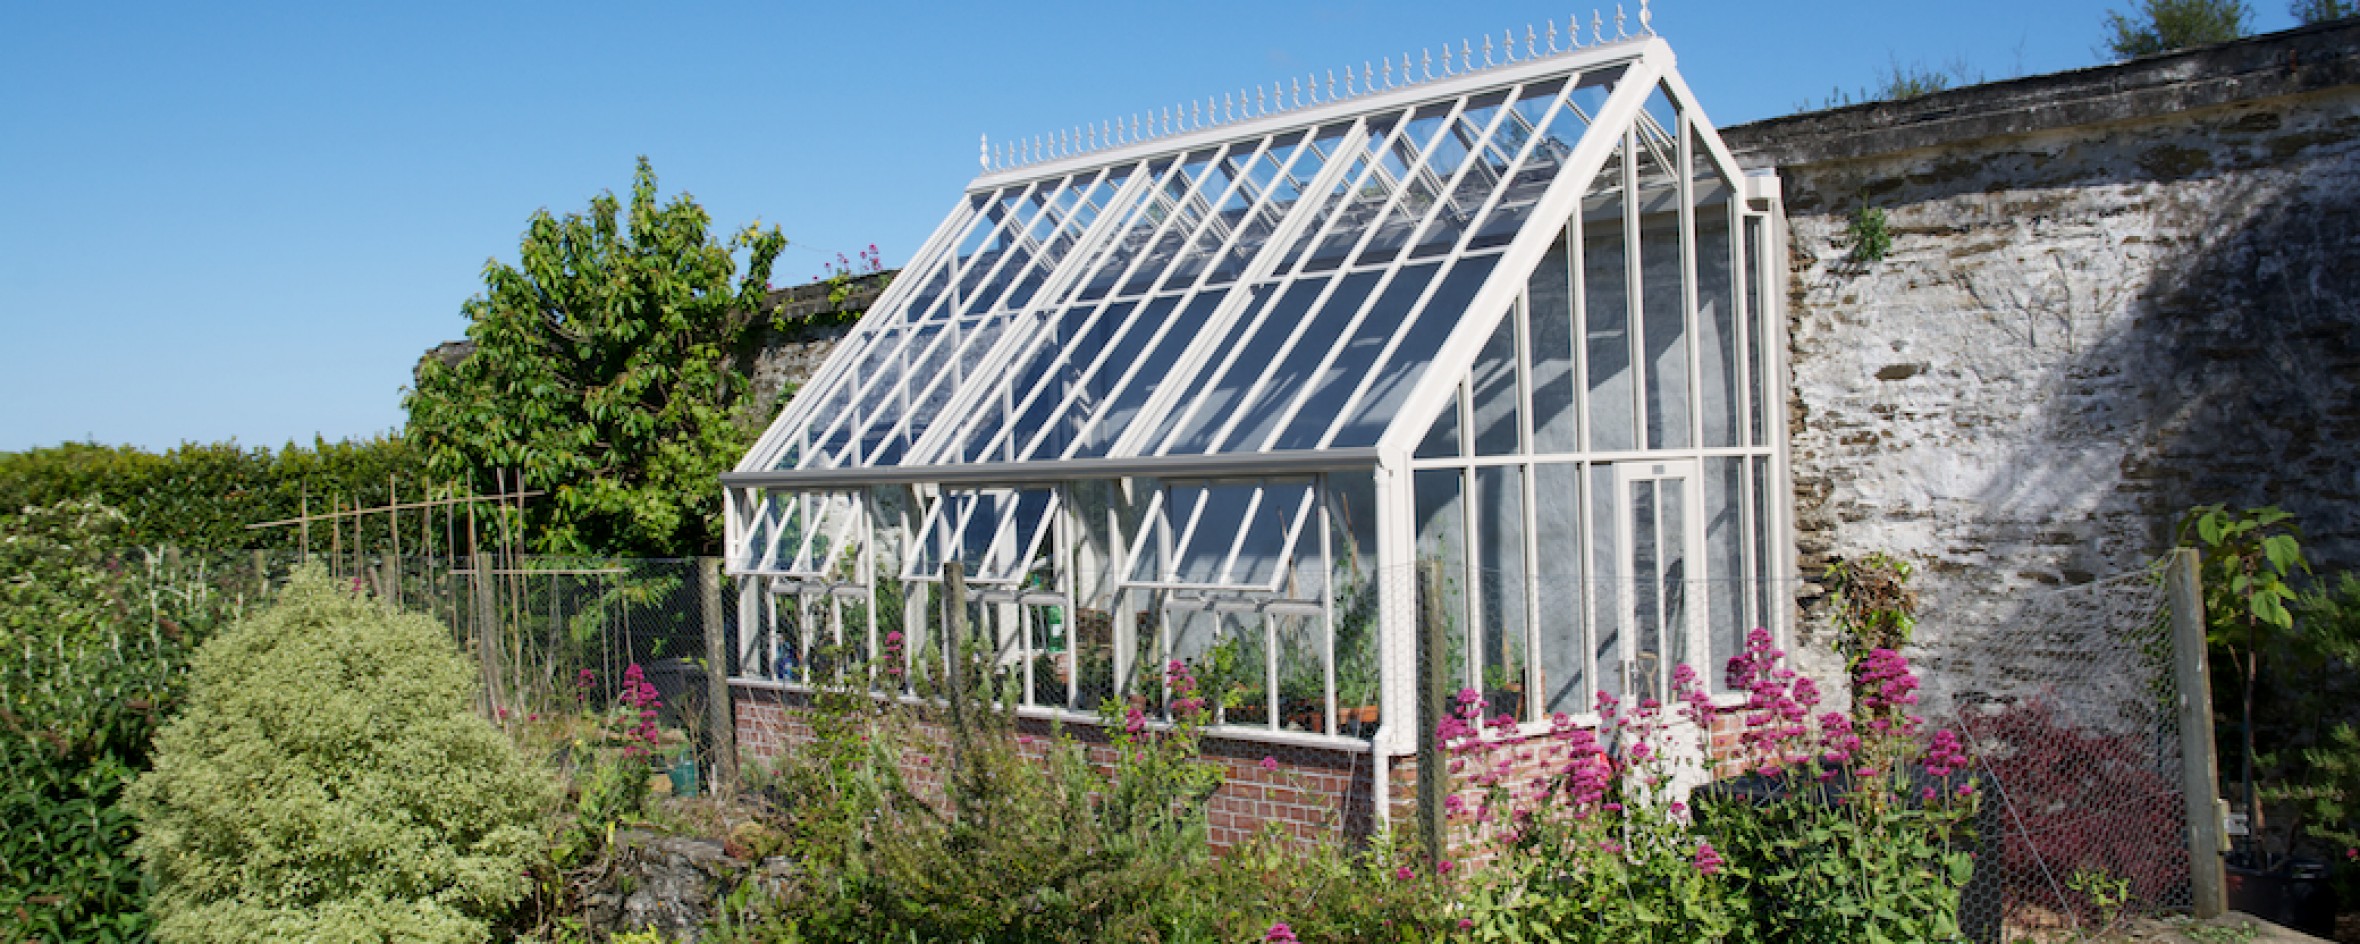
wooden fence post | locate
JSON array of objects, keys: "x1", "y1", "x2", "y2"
[
  {"x1": 700, "y1": 557, "x2": 736, "y2": 792},
  {"x1": 1416, "y1": 559, "x2": 1449, "y2": 864},
  {"x1": 2168, "y1": 547, "x2": 2227, "y2": 918}
]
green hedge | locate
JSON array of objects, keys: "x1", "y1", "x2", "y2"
[{"x1": 0, "y1": 438, "x2": 423, "y2": 553}]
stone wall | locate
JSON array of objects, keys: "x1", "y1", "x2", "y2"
[{"x1": 1721, "y1": 20, "x2": 2360, "y2": 707}]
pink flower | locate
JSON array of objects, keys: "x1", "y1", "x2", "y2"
[
  {"x1": 1395, "y1": 865, "x2": 1414, "y2": 881},
  {"x1": 1124, "y1": 706, "x2": 1147, "y2": 734},
  {"x1": 1264, "y1": 922, "x2": 1299, "y2": 944},
  {"x1": 1694, "y1": 841, "x2": 1725, "y2": 875},
  {"x1": 1458, "y1": 918, "x2": 1475, "y2": 930},
  {"x1": 1261, "y1": 755, "x2": 1279, "y2": 772},
  {"x1": 1436, "y1": 859, "x2": 1455, "y2": 875}
]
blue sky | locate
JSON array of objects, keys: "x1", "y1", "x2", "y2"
[{"x1": 0, "y1": 1, "x2": 2301, "y2": 453}]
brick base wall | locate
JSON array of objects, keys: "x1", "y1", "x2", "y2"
[
  {"x1": 737, "y1": 683, "x2": 1751, "y2": 858},
  {"x1": 735, "y1": 684, "x2": 1382, "y2": 851}
]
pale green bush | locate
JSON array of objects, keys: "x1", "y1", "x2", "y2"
[{"x1": 128, "y1": 566, "x2": 556, "y2": 944}]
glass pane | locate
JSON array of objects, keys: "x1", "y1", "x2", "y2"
[
  {"x1": 1210, "y1": 124, "x2": 1348, "y2": 285},
  {"x1": 1529, "y1": 229, "x2": 1577, "y2": 454},
  {"x1": 1415, "y1": 385, "x2": 1463, "y2": 459},
  {"x1": 1534, "y1": 463, "x2": 1585, "y2": 714},
  {"x1": 1329, "y1": 471, "x2": 1383, "y2": 735},
  {"x1": 1274, "y1": 612, "x2": 1325, "y2": 733},
  {"x1": 1166, "y1": 273, "x2": 1357, "y2": 454},
  {"x1": 1065, "y1": 291, "x2": 1227, "y2": 459},
  {"x1": 1696, "y1": 130, "x2": 1741, "y2": 448},
  {"x1": 1208, "y1": 271, "x2": 1380, "y2": 453},
  {"x1": 1751, "y1": 455, "x2": 1774, "y2": 658},
  {"x1": 1470, "y1": 306, "x2": 1521, "y2": 456},
  {"x1": 1160, "y1": 140, "x2": 1282, "y2": 292},
  {"x1": 1584, "y1": 147, "x2": 1635, "y2": 453},
  {"x1": 1361, "y1": 94, "x2": 1502, "y2": 265},
  {"x1": 1121, "y1": 147, "x2": 1236, "y2": 297},
  {"x1": 1475, "y1": 466, "x2": 1528, "y2": 721},
  {"x1": 1130, "y1": 286, "x2": 1280, "y2": 453},
  {"x1": 1275, "y1": 113, "x2": 1399, "y2": 275},
  {"x1": 1588, "y1": 464, "x2": 1621, "y2": 702},
  {"x1": 1415, "y1": 469, "x2": 1468, "y2": 692},
  {"x1": 1706, "y1": 457, "x2": 1746, "y2": 689},
  {"x1": 1328, "y1": 254, "x2": 1502, "y2": 447},
  {"x1": 1227, "y1": 485, "x2": 1313, "y2": 589},
  {"x1": 1306, "y1": 105, "x2": 1450, "y2": 272},
  {"x1": 1075, "y1": 158, "x2": 1186, "y2": 301},
  {"x1": 1407, "y1": 86, "x2": 1527, "y2": 259},
  {"x1": 1629, "y1": 478, "x2": 1661, "y2": 701},
  {"x1": 1744, "y1": 217, "x2": 1768, "y2": 447},
  {"x1": 1636, "y1": 132, "x2": 1689, "y2": 450},
  {"x1": 1660, "y1": 477, "x2": 1688, "y2": 675},
  {"x1": 1015, "y1": 300, "x2": 1143, "y2": 460},
  {"x1": 1270, "y1": 262, "x2": 1440, "y2": 450}
]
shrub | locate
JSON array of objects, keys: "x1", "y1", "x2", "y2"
[
  {"x1": 128, "y1": 566, "x2": 557, "y2": 944},
  {"x1": 0, "y1": 501, "x2": 252, "y2": 942}
]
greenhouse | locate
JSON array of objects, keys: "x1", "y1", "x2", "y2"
[{"x1": 723, "y1": 25, "x2": 1791, "y2": 762}]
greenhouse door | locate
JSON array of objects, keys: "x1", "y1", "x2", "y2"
[{"x1": 1611, "y1": 460, "x2": 1706, "y2": 700}]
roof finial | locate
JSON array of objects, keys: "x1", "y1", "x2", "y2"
[
  {"x1": 1291, "y1": 76, "x2": 1302, "y2": 107},
  {"x1": 1482, "y1": 34, "x2": 1494, "y2": 67},
  {"x1": 1381, "y1": 57, "x2": 1393, "y2": 89},
  {"x1": 1639, "y1": 0, "x2": 1653, "y2": 35},
  {"x1": 980, "y1": 133, "x2": 990, "y2": 170},
  {"x1": 1526, "y1": 24, "x2": 1538, "y2": 58},
  {"x1": 1223, "y1": 92, "x2": 1234, "y2": 122},
  {"x1": 1615, "y1": 4, "x2": 1627, "y2": 38},
  {"x1": 1401, "y1": 52, "x2": 1413, "y2": 83},
  {"x1": 1547, "y1": 19, "x2": 1560, "y2": 52},
  {"x1": 1461, "y1": 38, "x2": 1473, "y2": 73},
  {"x1": 1592, "y1": 10, "x2": 1604, "y2": 45},
  {"x1": 1502, "y1": 29, "x2": 1515, "y2": 62},
  {"x1": 1422, "y1": 48, "x2": 1434, "y2": 79},
  {"x1": 1326, "y1": 69, "x2": 1336, "y2": 101}
]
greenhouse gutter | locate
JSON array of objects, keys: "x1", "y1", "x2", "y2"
[{"x1": 722, "y1": 448, "x2": 1383, "y2": 489}]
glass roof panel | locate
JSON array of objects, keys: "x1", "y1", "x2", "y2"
[
  {"x1": 905, "y1": 488, "x2": 1059, "y2": 584},
  {"x1": 746, "y1": 46, "x2": 1679, "y2": 483}
]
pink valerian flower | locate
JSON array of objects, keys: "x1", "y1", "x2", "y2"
[
  {"x1": 1124, "y1": 706, "x2": 1147, "y2": 735},
  {"x1": 1436, "y1": 859, "x2": 1455, "y2": 875},
  {"x1": 1264, "y1": 922, "x2": 1300, "y2": 944},
  {"x1": 1260, "y1": 755, "x2": 1279, "y2": 772},
  {"x1": 1395, "y1": 865, "x2": 1415, "y2": 881},
  {"x1": 1855, "y1": 648, "x2": 1922, "y2": 722},
  {"x1": 1923, "y1": 728, "x2": 1970, "y2": 778},
  {"x1": 882, "y1": 630, "x2": 906, "y2": 677},
  {"x1": 1694, "y1": 841, "x2": 1725, "y2": 875}
]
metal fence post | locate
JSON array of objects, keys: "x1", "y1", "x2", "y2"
[
  {"x1": 700, "y1": 557, "x2": 736, "y2": 792},
  {"x1": 2168, "y1": 547, "x2": 2227, "y2": 918},
  {"x1": 1416, "y1": 559, "x2": 1448, "y2": 864}
]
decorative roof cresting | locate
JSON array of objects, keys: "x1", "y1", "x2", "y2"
[{"x1": 979, "y1": 2, "x2": 1655, "y2": 174}]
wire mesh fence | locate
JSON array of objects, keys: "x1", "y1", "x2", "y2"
[{"x1": 1927, "y1": 567, "x2": 2197, "y2": 940}]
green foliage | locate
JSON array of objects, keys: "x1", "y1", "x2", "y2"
[
  {"x1": 1825, "y1": 551, "x2": 1917, "y2": 668},
  {"x1": 1801, "y1": 56, "x2": 1983, "y2": 111},
  {"x1": 1845, "y1": 205, "x2": 1893, "y2": 264},
  {"x1": 2102, "y1": 0, "x2": 2253, "y2": 58},
  {"x1": 128, "y1": 566, "x2": 557, "y2": 944},
  {"x1": 0, "y1": 501, "x2": 260, "y2": 943},
  {"x1": 405, "y1": 157, "x2": 787, "y2": 557},
  {"x1": 0, "y1": 437, "x2": 421, "y2": 553},
  {"x1": 2292, "y1": 0, "x2": 2358, "y2": 21}
]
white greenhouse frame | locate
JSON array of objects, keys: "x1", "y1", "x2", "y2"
[{"x1": 725, "y1": 34, "x2": 1793, "y2": 770}]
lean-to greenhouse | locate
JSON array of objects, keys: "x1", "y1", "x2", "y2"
[{"x1": 725, "y1": 20, "x2": 1791, "y2": 830}]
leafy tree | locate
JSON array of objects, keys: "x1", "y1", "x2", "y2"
[
  {"x1": 2102, "y1": 0, "x2": 2252, "y2": 59},
  {"x1": 404, "y1": 158, "x2": 786, "y2": 556},
  {"x1": 2291, "y1": 0, "x2": 2357, "y2": 21}
]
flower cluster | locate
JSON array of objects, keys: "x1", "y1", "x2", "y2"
[
  {"x1": 617, "y1": 663, "x2": 664, "y2": 757},
  {"x1": 882, "y1": 630, "x2": 906, "y2": 680},
  {"x1": 1166, "y1": 659, "x2": 1207, "y2": 720}
]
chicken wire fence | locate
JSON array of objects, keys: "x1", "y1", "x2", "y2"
[{"x1": 1927, "y1": 567, "x2": 2197, "y2": 940}]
